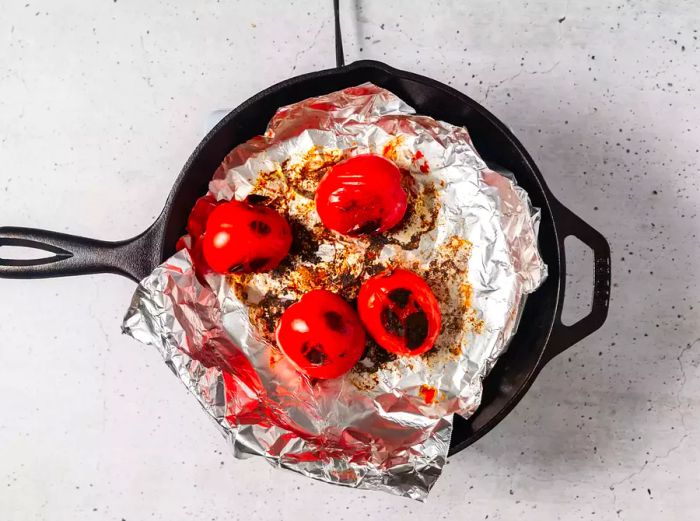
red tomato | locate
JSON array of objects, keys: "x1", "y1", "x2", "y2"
[
  {"x1": 187, "y1": 194, "x2": 220, "y2": 241},
  {"x1": 275, "y1": 290, "x2": 366, "y2": 379},
  {"x1": 315, "y1": 154, "x2": 408, "y2": 236},
  {"x1": 357, "y1": 269, "x2": 441, "y2": 356},
  {"x1": 202, "y1": 200, "x2": 292, "y2": 274}
]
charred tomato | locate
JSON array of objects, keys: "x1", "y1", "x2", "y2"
[
  {"x1": 175, "y1": 194, "x2": 222, "y2": 277},
  {"x1": 315, "y1": 154, "x2": 408, "y2": 236},
  {"x1": 202, "y1": 199, "x2": 292, "y2": 274},
  {"x1": 357, "y1": 269, "x2": 441, "y2": 356},
  {"x1": 187, "y1": 194, "x2": 220, "y2": 242},
  {"x1": 275, "y1": 290, "x2": 366, "y2": 379}
]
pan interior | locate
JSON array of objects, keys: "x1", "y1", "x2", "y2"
[{"x1": 158, "y1": 61, "x2": 561, "y2": 454}]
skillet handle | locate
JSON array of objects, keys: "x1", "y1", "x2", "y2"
[
  {"x1": 544, "y1": 199, "x2": 611, "y2": 362},
  {"x1": 0, "y1": 223, "x2": 163, "y2": 282}
]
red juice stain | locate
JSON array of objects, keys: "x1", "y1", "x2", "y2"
[
  {"x1": 419, "y1": 384, "x2": 438, "y2": 404},
  {"x1": 412, "y1": 150, "x2": 430, "y2": 173}
]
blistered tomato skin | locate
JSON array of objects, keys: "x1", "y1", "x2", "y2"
[
  {"x1": 202, "y1": 200, "x2": 292, "y2": 274},
  {"x1": 275, "y1": 290, "x2": 366, "y2": 379},
  {"x1": 315, "y1": 154, "x2": 408, "y2": 236},
  {"x1": 357, "y1": 269, "x2": 441, "y2": 356}
]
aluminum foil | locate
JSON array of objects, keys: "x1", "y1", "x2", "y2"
[{"x1": 123, "y1": 83, "x2": 547, "y2": 500}]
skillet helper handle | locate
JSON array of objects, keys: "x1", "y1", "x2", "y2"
[
  {"x1": 545, "y1": 200, "x2": 611, "y2": 362},
  {"x1": 0, "y1": 226, "x2": 160, "y2": 282}
]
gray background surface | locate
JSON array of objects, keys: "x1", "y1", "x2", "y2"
[{"x1": 1, "y1": 1, "x2": 698, "y2": 519}]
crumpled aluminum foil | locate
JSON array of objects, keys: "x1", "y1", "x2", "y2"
[{"x1": 122, "y1": 83, "x2": 547, "y2": 501}]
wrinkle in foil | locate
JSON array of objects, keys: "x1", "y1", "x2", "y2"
[{"x1": 123, "y1": 84, "x2": 546, "y2": 500}]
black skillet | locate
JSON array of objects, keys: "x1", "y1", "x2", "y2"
[{"x1": 0, "y1": 2, "x2": 611, "y2": 456}]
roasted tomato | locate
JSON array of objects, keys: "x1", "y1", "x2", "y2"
[
  {"x1": 275, "y1": 290, "x2": 366, "y2": 379},
  {"x1": 202, "y1": 199, "x2": 292, "y2": 274},
  {"x1": 357, "y1": 269, "x2": 441, "y2": 356},
  {"x1": 315, "y1": 154, "x2": 408, "y2": 236},
  {"x1": 187, "y1": 194, "x2": 220, "y2": 241},
  {"x1": 175, "y1": 194, "x2": 222, "y2": 277}
]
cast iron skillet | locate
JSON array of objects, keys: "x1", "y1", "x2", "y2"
[{"x1": 0, "y1": 4, "x2": 610, "y2": 456}]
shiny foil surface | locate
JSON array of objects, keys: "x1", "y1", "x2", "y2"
[{"x1": 122, "y1": 84, "x2": 547, "y2": 500}]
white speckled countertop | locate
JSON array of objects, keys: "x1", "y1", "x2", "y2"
[{"x1": 1, "y1": 1, "x2": 699, "y2": 519}]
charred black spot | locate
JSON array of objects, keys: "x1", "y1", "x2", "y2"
[
  {"x1": 381, "y1": 307, "x2": 404, "y2": 337},
  {"x1": 405, "y1": 310, "x2": 429, "y2": 350},
  {"x1": 339, "y1": 270, "x2": 359, "y2": 289},
  {"x1": 387, "y1": 288, "x2": 411, "y2": 308},
  {"x1": 246, "y1": 193, "x2": 269, "y2": 205},
  {"x1": 301, "y1": 342, "x2": 327, "y2": 366},
  {"x1": 228, "y1": 263, "x2": 244, "y2": 273},
  {"x1": 351, "y1": 219, "x2": 381, "y2": 235},
  {"x1": 249, "y1": 220, "x2": 271, "y2": 235},
  {"x1": 324, "y1": 311, "x2": 346, "y2": 333},
  {"x1": 289, "y1": 219, "x2": 321, "y2": 263},
  {"x1": 248, "y1": 257, "x2": 270, "y2": 271}
]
